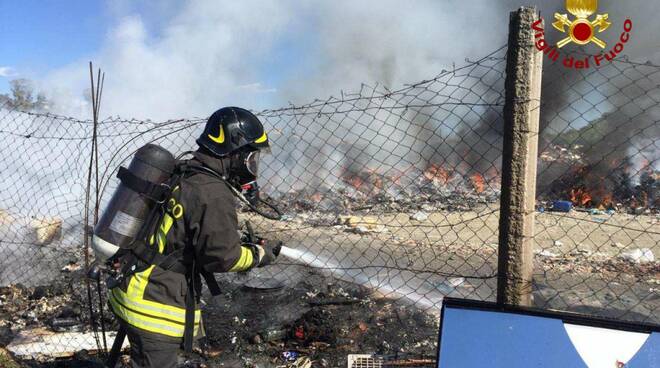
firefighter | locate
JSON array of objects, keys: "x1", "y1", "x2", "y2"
[{"x1": 106, "y1": 107, "x2": 280, "y2": 368}]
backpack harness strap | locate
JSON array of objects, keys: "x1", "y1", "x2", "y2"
[{"x1": 111, "y1": 161, "x2": 224, "y2": 354}]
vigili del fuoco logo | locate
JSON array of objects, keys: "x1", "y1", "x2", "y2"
[{"x1": 532, "y1": 0, "x2": 633, "y2": 69}]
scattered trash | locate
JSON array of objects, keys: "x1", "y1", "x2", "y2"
[
  {"x1": 294, "y1": 326, "x2": 305, "y2": 340},
  {"x1": 338, "y1": 215, "x2": 387, "y2": 234},
  {"x1": 351, "y1": 224, "x2": 388, "y2": 234},
  {"x1": 348, "y1": 354, "x2": 383, "y2": 368},
  {"x1": 551, "y1": 201, "x2": 572, "y2": 213},
  {"x1": 537, "y1": 206, "x2": 545, "y2": 213},
  {"x1": 347, "y1": 354, "x2": 435, "y2": 368},
  {"x1": 287, "y1": 356, "x2": 312, "y2": 368},
  {"x1": 338, "y1": 215, "x2": 378, "y2": 228},
  {"x1": 420, "y1": 204, "x2": 435, "y2": 212},
  {"x1": 30, "y1": 217, "x2": 62, "y2": 246},
  {"x1": 589, "y1": 209, "x2": 604, "y2": 215},
  {"x1": 553, "y1": 240, "x2": 564, "y2": 247},
  {"x1": 7, "y1": 328, "x2": 126, "y2": 359},
  {"x1": 576, "y1": 248, "x2": 591, "y2": 256},
  {"x1": 619, "y1": 248, "x2": 655, "y2": 264},
  {"x1": 282, "y1": 350, "x2": 299, "y2": 362},
  {"x1": 49, "y1": 318, "x2": 81, "y2": 333},
  {"x1": 261, "y1": 328, "x2": 287, "y2": 342},
  {"x1": 279, "y1": 214, "x2": 295, "y2": 222},
  {"x1": 539, "y1": 144, "x2": 583, "y2": 163},
  {"x1": 535, "y1": 250, "x2": 558, "y2": 258},
  {"x1": 410, "y1": 211, "x2": 429, "y2": 222},
  {"x1": 60, "y1": 262, "x2": 81, "y2": 273}
]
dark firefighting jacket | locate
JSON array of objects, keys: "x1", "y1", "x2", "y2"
[{"x1": 108, "y1": 151, "x2": 257, "y2": 339}]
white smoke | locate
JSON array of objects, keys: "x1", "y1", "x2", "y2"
[
  {"x1": 32, "y1": 1, "x2": 513, "y2": 119},
  {"x1": 17, "y1": 1, "x2": 653, "y2": 121},
  {"x1": 42, "y1": 1, "x2": 298, "y2": 119}
]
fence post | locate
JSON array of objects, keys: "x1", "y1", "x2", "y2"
[{"x1": 497, "y1": 6, "x2": 543, "y2": 306}]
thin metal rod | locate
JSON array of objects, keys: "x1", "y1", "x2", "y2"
[
  {"x1": 85, "y1": 61, "x2": 102, "y2": 353},
  {"x1": 94, "y1": 71, "x2": 105, "y2": 223}
]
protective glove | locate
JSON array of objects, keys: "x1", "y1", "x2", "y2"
[{"x1": 255, "y1": 239, "x2": 282, "y2": 267}]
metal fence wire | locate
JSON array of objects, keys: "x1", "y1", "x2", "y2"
[
  {"x1": 0, "y1": 44, "x2": 658, "y2": 363},
  {"x1": 534, "y1": 53, "x2": 660, "y2": 323}
]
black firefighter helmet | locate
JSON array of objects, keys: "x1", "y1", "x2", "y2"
[{"x1": 197, "y1": 107, "x2": 269, "y2": 156}]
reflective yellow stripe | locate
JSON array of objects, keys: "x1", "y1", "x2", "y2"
[
  {"x1": 254, "y1": 131, "x2": 268, "y2": 143},
  {"x1": 156, "y1": 214, "x2": 174, "y2": 253},
  {"x1": 229, "y1": 246, "x2": 254, "y2": 272},
  {"x1": 112, "y1": 189, "x2": 199, "y2": 337},
  {"x1": 129, "y1": 265, "x2": 154, "y2": 298},
  {"x1": 109, "y1": 296, "x2": 199, "y2": 337},
  {"x1": 208, "y1": 126, "x2": 225, "y2": 143},
  {"x1": 111, "y1": 288, "x2": 200, "y2": 323}
]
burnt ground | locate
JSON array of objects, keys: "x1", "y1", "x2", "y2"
[
  {"x1": 2, "y1": 269, "x2": 439, "y2": 368},
  {"x1": 199, "y1": 270, "x2": 439, "y2": 367}
]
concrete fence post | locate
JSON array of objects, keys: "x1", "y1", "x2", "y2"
[{"x1": 497, "y1": 6, "x2": 543, "y2": 306}]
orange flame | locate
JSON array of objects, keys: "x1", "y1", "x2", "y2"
[
  {"x1": 599, "y1": 193, "x2": 613, "y2": 208},
  {"x1": 424, "y1": 164, "x2": 450, "y2": 185},
  {"x1": 471, "y1": 173, "x2": 486, "y2": 193},
  {"x1": 570, "y1": 188, "x2": 592, "y2": 206}
]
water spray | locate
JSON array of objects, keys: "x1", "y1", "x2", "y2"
[{"x1": 278, "y1": 245, "x2": 443, "y2": 310}]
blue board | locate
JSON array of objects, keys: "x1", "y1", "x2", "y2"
[{"x1": 437, "y1": 298, "x2": 659, "y2": 368}]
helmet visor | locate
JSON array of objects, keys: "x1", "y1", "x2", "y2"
[{"x1": 245, "y1": 151, "x2": 261, "y2": 176}]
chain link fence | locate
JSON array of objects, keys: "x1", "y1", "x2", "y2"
[
  {"x1": 0, "y1": 43, "x2": 658, "y2": 364},
  {"x1": 533, "y1": 52, "x2": 660, "y2": 323}
]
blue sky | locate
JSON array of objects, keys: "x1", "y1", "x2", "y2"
[
  {"x1": 0, "y1": 1, "x2": 106, "y2": 93},
  {"x1": 0, "y1": 0, "x2": 323, "y2": 117},
  {"x1": 0, "y1": 1, "x2": 312, "y2": 94}
]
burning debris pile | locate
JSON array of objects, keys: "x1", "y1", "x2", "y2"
[
  {"x1": 267, "y1": 163, "x2": 501, "y2": 218},
  {"x1": 538, "y1": 143, "x2": 658, "y2": 211}
]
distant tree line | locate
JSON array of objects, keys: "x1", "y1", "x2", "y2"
[{"x1": 0, "y1": 79, "x2": 50, "y2": 111}]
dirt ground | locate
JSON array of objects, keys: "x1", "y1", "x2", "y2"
[
  {"x1": 244, "y1": 204, "x2": 659, "y2": 323},
  {"x1": 1, "y1": 205, "x2": 658, "y2": 367}
]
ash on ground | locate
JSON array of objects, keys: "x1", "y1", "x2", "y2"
[
  {"x1": 1, "y1": 269, "x2": 439, "y2": 368},
  {"x1": 198, "y1": 271, "x2": 439, "y2": 367}
]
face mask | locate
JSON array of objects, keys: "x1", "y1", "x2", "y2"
[
  {"x1": 230, "y1": 150, "x2": 262, "y2": 205},
  {"x1": 230, "y1": 150, "x2": 259, "y2": 185}
]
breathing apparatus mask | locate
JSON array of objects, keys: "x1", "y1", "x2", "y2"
[
  {"x1": 228, "y1": 149, "x2": 263, "y2": 206},
  {"x1": 219, "y1": 147, "x2": 281, "y2": 220}
]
